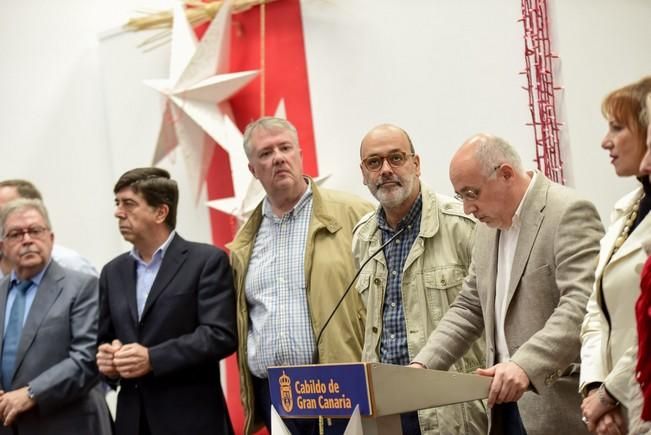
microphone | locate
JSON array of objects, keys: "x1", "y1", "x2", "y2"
[{"x1": 311, "y1": 226, "x2": 406, "y2": 364}]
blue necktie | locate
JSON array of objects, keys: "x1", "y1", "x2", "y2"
[{"x1": 1, "y1": 280, "x2": 32, "y2": 387}]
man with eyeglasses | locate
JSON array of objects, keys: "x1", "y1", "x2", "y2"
[
  {"x1": 0, "y1": 198, "x2": 112, "y2": 434},
  {"x1": 352, "y1": 124, "x2": 486, "y2": 435},
  {"x1": 0, "y1": 179, "x2": 97, "y2": 280},
  {"x1": 229, "y1": 117, "x2": 373, "y2": 434},
  {"x1": 411, "y1": 134, "x2": 604, "y2": 435}
]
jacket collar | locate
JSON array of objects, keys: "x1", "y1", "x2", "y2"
[
  {"x1": 13, "y1": 261, "x2": 66, "y2": 380},
  {"x1": 228, "y1": 177, "x2": 341, "y2": 255},
  {"x1": 356, "y1": 182, "x2": 440, "y2": 242},
  {"x1": 503, "y1": 171, "x2": 548, "y2": 303}
]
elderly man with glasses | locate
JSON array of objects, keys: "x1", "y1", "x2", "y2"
[
  {"x1": 410, "y1": 134, "x2": 604, "y2": 435},
  {"x1": 0, "y1": 198, "x2": 111, "y2": 435},
  {"x1": 352, "y1": 124, "x2": 487, "y2": 435}
]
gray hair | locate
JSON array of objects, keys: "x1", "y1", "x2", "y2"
[
  {"x1": 0, "y1": 198, "x2": 51, "y2": 240},
  {"x1": 242, "y1": 117, "x2": 299, "y2": 158},
  {"x1": 470, "y1": 134, "x2": 523, "y2": 176}
]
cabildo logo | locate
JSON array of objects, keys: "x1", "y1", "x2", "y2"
[{"x1": 279, "y1": 371, "x2": 293, "y2": 413}]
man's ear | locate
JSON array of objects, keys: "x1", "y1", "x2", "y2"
[
  {"x1": 500, "y1": 164, "x2": 515, "y2": 180},
  {"x1": 156, "y1": 204, "x2": 170, "y2": 224},
  {"x1": 414, "y1": 154, "x2": 421, "y2": 177},
  {"x1": 248, "y1": 163, "x2": 257, "y2": 179}
]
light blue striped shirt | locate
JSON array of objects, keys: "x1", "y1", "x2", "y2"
[
  {"x1": 129, "y1": 230, "x2": 175, "y2": 319},
  {"x1": 4, "y1": 261, "x2": 51, "y2": 332},
  {"x1": 245, "y1": 185, "x2": 315, "y2": 378}
]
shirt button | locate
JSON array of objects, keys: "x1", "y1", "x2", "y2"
[
  {"x1": 395, "y1": 239, "x2": 401, "y2": 244},
  {"x1": 392, "y1": 271, "x2": 397, "y2": 276},
  {"x1": 391, "y1": 302, "x2": 396, "y2": 308},
  {"x1": 390, "y1": 334, "x2": 395, "y2": 339}
]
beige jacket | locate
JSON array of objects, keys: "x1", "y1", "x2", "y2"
[
  {"x1": 581, "y1": 187, "x2": 651, "y2": 411},
  {"x1": 228, "y1": 179, "x2": 374, "y2": 434},
  {"x1": 352, "y1": 184, "x2": 486, "y2": 434},
  {"x1": 414, "y1": 174, "x2": 604, "y2": 435}
]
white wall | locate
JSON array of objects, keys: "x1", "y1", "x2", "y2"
[
  {"x1": 552, "y1": 0, "x2": 651, "y2": 217},
  {"x1": 1, "y1": 0, "x2": 650, "y2": 271},
  {"x1": 303, "y1": 0, "x2": 531, "y2": 202}
]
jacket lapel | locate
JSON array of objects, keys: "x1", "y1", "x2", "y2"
[
  {"x1": 13, "y1": 262, "x2": 65, "y2": 378},
  {"x1": 505, "y1": 175, "x2": 547, "y2": 309},
  {"x1": 140, "y1": 234, "x2": 187, "y2": 320},
  {"x1": 609, "y1": 210, "x2": 651, "y2": 266},
  {"x1": 596, "y1": 188, "x2": 643, "y2": 283},
  {"x1": 482, "y1": 227, "x2": 499, "y2": 362},
  {"x1": 0, "y1": 277, "x2": 9, "y2": 340},
  {"x1": 121, "y1": 257, "x2": 139, "y2": 325}
]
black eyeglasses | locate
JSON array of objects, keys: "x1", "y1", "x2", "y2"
[
  {"x1": 3, "y1": 226, "x2": 50, "y2": 243},
  {"x1": 453, "y1": 165, "x2": 502, "y2": 202},
  {"x1": 362, "y1": 151, "x2": 414, "y2": 172}
]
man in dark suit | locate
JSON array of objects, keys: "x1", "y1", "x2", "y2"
[
  {"x1": 412, "y1": 134, "x2": 604, "y2": 435},
  {"x1": 0, "y1": 198, "x2": 111, "y2": 435},
  {"x1": 96, "y1": 167, "x2": 237, "y2": 435}
]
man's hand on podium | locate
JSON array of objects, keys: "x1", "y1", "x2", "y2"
[
  {"x1": 476, "y1": 361, "x2": 530, "y2": 407},
  {"x1": 408, "y1": 362, "x2": 427, "y2": 369}
]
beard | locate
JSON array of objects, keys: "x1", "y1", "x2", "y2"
[{"x1": 369, "y1": 173, "x2": 416, "y2": 209}]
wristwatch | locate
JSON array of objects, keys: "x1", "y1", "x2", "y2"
[{"x1": 26, "y1": 385, "x2": 35, "y2": 400}]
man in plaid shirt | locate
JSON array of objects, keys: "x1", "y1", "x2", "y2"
[{"x1": 352, "y1": 124, "x2": 486, "y2": 435}]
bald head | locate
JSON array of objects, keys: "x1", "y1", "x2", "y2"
[
  {"x1": 360, "y1": 124, "x2": 414, "y2": 158},
  {"x1": 452, "y1": 134, "x2": 524, "y2": 178},
  {"x1": 450, "y1": 133, "x2": 530, "y2": 229}
]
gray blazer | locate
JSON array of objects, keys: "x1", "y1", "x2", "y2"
[
  {"x1": 415, "y1": 174, "x2": 604, "y2": 435},
  {"x1": 0, "y1": 261, "x2": 112, "y2": 435}
]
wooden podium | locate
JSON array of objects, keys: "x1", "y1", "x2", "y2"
[{"x1": 268, "y1": 362, "x2": 490, "y2": 435}]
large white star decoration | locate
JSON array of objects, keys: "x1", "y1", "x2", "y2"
[{"x1": 145, "y1": 0, "x2": 258, "y2": 201}]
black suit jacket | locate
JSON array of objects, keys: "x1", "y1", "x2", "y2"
[{"x1": 99, "y1": 234, "x2": 237, "y2": 435}]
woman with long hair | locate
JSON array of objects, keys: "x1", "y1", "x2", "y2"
[{"x1": 580, "y1": 76, "x2": 651, "y2": 434}]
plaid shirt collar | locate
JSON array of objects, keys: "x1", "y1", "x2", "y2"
[
  {"x1": 262, "y1": 179, "x2": 312, "y2": 220},
  {"x1": 377, "y1": 194, "x2": 423, "y2": 234}
]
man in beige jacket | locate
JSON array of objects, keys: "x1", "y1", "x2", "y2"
[
  {"x1": 352, "y1": 124, "x2": 487, "y2": 434},
  {"x1": 412, "y1": 134, "x2": 603, "y2": 435},
  {"x1": 228, "y1": 117, "x2": 373, "y2": 434}
]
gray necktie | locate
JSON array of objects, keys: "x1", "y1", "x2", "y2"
[{"x1": 1, "y1": 280, "x2": 33, "y2": 387}]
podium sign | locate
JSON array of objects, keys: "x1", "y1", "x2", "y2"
[{"x1": 268, "y1": 363, "x2": 372, "y2": 418}]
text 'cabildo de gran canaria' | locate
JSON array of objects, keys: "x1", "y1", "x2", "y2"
[{"x1": 294, "y1": 378, "x2": 352, "y2": 410}]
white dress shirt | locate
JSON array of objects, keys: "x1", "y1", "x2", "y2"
[{"x1": 495, "y1": 172, "x2": 536, "y2": 362}]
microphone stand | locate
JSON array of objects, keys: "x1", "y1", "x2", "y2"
[{"x1": 311, "y1": 226, "x2": 406, "y2": 364}]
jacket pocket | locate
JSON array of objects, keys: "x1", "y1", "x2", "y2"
[
  {"x1": 355, "y1": 272, "x2": 371, "y2": 300},
  {"x1": 423, "y1": 266, "x2": 466, "y2": 319}
]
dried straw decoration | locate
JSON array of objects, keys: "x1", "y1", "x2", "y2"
[{"x1": 126, "y1": 0, "x2": 274, "y2": 50}]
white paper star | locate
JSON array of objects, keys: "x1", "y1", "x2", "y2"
[{"x1": 145, "y1": 0, "x2": 258, "y2": 200}]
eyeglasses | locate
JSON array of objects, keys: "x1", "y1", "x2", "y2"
[
  {"x1": 453, "y1": 165, "x2": 502, "y2": 202},
  {"x1": 3, "y1": 226, "x2": 50, "y2": 243},
  {"x1": 362, "y1": 151, "x2": 414, "y2": 172}
]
